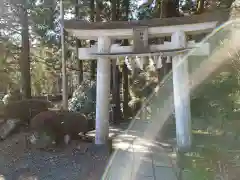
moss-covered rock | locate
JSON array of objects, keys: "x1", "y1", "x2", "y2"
[
  {"x1": 29, "y1": 110, "x2": 95, "y2": 149},
  {"x1": 3, "y1": 99, "x2": 52, "y2": 124}
]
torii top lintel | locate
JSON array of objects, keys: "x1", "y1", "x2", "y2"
[{"x1": 65, "y1": 10, "x2": 229, "y2": 40}]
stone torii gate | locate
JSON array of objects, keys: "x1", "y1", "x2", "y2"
[{"x1": 64, "y1": 11, "x2": 227, "y2": 151}]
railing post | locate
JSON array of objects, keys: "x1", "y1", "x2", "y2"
[
  {"x1": 95, "y1": 36, "x2": 111, "y2": 145},
  {"x1": 172, "y1": 31, "x2": 192, "y2": 152}
]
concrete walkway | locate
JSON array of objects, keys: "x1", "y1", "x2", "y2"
[{"x1": 102, "y1": 119, "x2": 180, "y2": 180}]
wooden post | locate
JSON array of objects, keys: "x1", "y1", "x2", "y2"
[
  {"x1": 95, "y1": 36, "x2": 111, "y2": 145},
  {"x1": 172, "y1": 31, "x2": 192, "y2": 152}
]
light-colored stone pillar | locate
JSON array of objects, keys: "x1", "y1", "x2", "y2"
[
  {"x1": 172, "y1": 31, "x2": 192, "y2": 152},
  {"x1": 95, "y1": 36, "x2": 111, "y2": 145}
]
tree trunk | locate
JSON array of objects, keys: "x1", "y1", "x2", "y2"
[
  {"x1": 76, "y1": 39, "x2": 83, "y2": 84},
  {"x1": 111, "y1": 0, "x2": 117, "y2": 21},
  {"x1": 90, "y1": 0, "x2": 96, "y2": 80},
  {"x1": 122, "y1": 0, "x2": 130, "y2": 120},
  {"x1": 196, "y1": 0, "x2": 205, "y2": 14},
  {"x1": 122, "y1": 61, "x2": 129, "y2": 120},
  {"x1": 160, "y1": 0, "x2": 179, "y2": 18},
  {"x1": 156, "y1": 0, "x2": 179, "y2": 80},
  {"x1": 116, "y1": 0, "x2": 120, "y2": 20},
  {"x1": 96, "y1": 0, "x2": 101, "y2": 21},
  {"x1": 19, "y1": 0, "x2": 31, "y2": 99},
  {"x1": 75, "y1": 0, "x2": 83, "y2": 84},
  {"x1": 111, "y1": 0, "x2": 122, "y2": 124}
]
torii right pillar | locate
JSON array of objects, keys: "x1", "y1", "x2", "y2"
[{"x1": 172, "y1": 31, "x2": 192, "y2": 152}]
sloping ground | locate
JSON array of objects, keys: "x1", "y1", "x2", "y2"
[
  {"x1": 0, "y1": 123, "x2": 129, "y2": 180},
  {"x1": 0, "y1": 132, "x2": 107, "y2": 180},
  {"x1": 179, "y1": 132, "x2": 240, "y2": 180}
]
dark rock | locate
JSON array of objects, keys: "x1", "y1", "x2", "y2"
[
  {"x1": 0, "y1": 119, "x2": 21, "y2": 140},
  {"x1": 29, "y1": 110, "x2": 96, "y2": 149},
  {"x1": 0, "y1": 101, "x2": 4, "y2": 119},
  {"x1": 3, "y1": 99, "x2": 52, "y2": 125}
]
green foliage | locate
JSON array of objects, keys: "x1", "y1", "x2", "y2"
[
  {"x1": 68, "y1": 80, "x2": 96, "y2": 116},
  {"x1": 0, "y1": 36, "x2": 21, "y2": 91},
  {"x1": 128, "y1": 62, "x2": 159, "y2": 116},
  {"x1": 191, "y1": 64, "x2": 240, "y2": 128},
  {"x1": 30, "y1": 2, "x2": 59, "y2": 45},
  {"x1": 183, "y1": 168, "x2": 214, "y2": 180},
  {"x1": 136, "y1": 1, "x2": 154, "y2": 20}
]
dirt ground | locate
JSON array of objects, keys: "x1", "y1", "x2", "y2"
[{"x1": 0, "y1": 132, "x2": 110, "y2": 180}]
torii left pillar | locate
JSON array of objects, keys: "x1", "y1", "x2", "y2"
[{"x1": 95, "y1": 36, "x2": 111, "y2": 144}]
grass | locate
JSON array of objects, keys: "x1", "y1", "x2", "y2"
[{"x1": 179, "y1": 125, "x2": 240, "y2": 180}]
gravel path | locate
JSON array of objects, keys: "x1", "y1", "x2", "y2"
[{"x1": 0, "y1": 132, "x2": 109, "y2": 180}]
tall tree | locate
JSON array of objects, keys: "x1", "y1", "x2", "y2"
[
  {"x1": 116, "y1": 0, "x2": 121, "y2": 20},
  {"x1": 160, "y1": 0, "x2": 180, "y2": 18},
  {"x1": 122, "y1": 0, "x2": 130, "y2": 120},
  {"x1": 90, "y1": 0, "x2": 96, "y2": 80},
  {"x1": 111, "y1": 0, "x2": 122, "y2": 124},
  {"x1": 196, "y1": 0, "x2": 205, "y2": 14},
  {"x1": 19, "y1": 0, "x2": 31, "y2": 98},
  {"x1": 75, "y1": 0, "x2": 83, "y2": 84},
  {"x1": 111, "y1": 0, "x2": 117, "y2": 21}
]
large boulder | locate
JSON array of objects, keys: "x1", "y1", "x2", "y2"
[
  {"x1": 0, "y1": 101, "x2": 4, "y2": 120},
  {"x1": 29, "y1": 110, "x2": 95, "y2": 149},
  {"x1": 3, "y1": 99, "x2": 52, "y2": 125}
]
